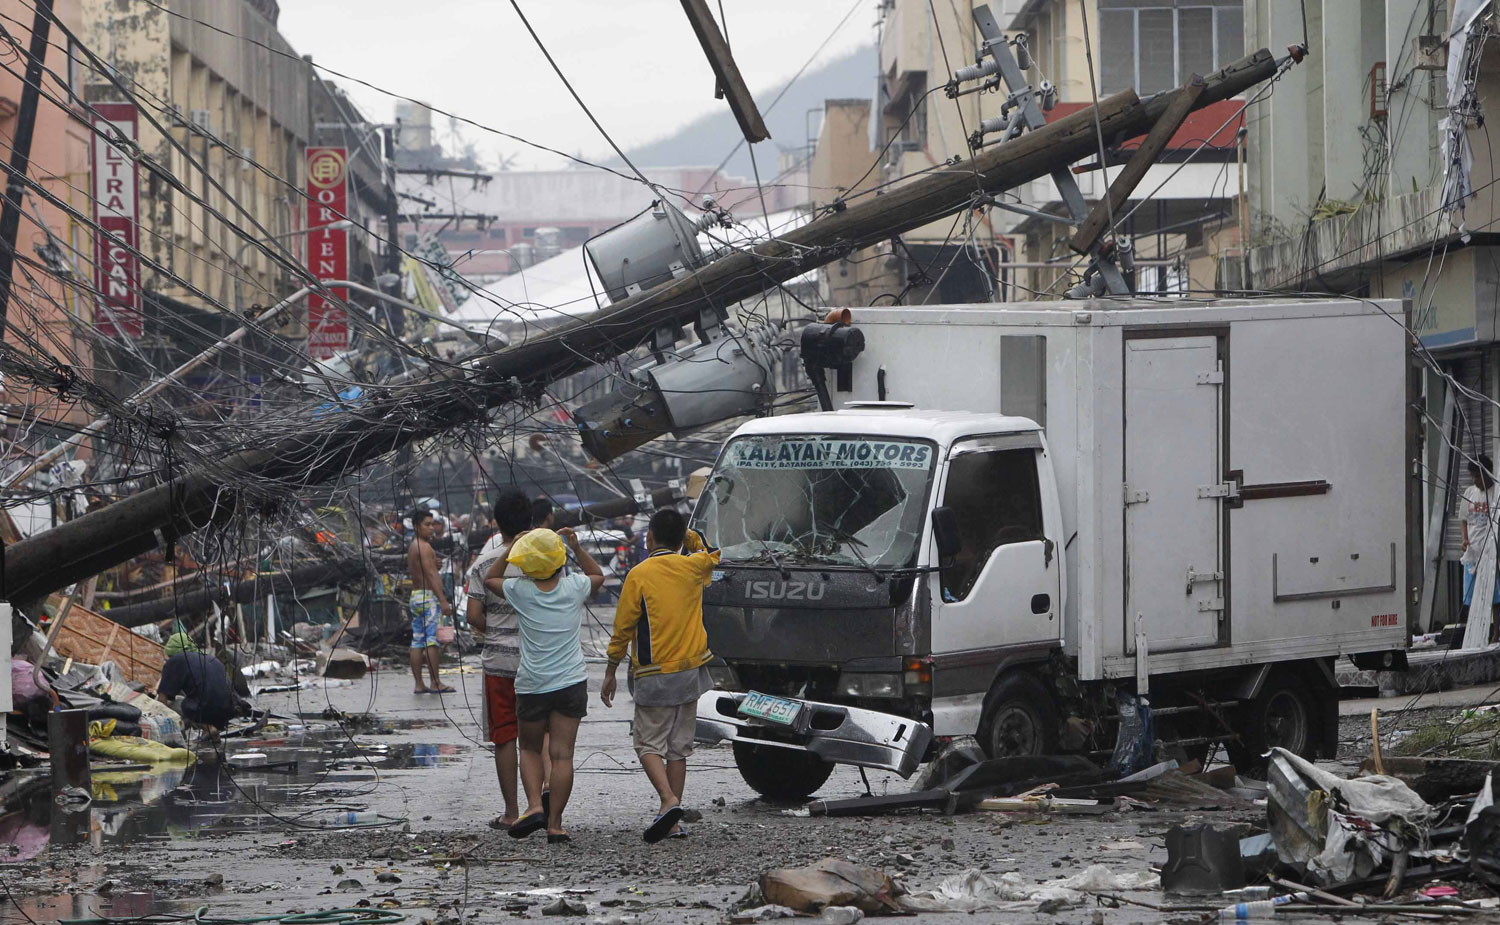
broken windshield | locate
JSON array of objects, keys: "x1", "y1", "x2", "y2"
[{"x1": 694, "y1": 434, "x2": 937, "y2": 570}]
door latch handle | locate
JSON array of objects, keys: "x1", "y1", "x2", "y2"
[{"x1": 1185, "y1": 566, "x2": 1224, "y2": 594}]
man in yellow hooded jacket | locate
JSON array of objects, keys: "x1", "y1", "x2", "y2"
[{"x1": 601, "y1": 508, "x2": 719, "y2": 842}]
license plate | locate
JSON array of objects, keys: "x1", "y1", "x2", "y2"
[{"x1": 738, "y1": 690, "x2": 803, "y2": 726}]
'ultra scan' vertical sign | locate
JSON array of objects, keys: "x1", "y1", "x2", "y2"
[
  {"x1": 305, "y1": 147, "x2": 349, "y2": 359},
  {"x1": 91, "y1": 103, "x2": 141, "y2": 338}
]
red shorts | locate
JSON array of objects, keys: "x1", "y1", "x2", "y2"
[{"x1": 484, "y1": 674, "x2": 518, "y2": 745}]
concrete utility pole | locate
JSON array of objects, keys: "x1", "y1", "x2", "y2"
[{"x1": 1, "y1": 50, "x2": 1282, "y2": 609}]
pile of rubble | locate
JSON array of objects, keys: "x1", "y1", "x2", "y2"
[{"x1": 737, "y1": 741, "x2": 1500, "y2": 921}]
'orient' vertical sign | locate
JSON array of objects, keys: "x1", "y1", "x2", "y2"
[
  {"x1": 91, "y1": 103, "x2": 141, "y2": 338},
  {"x1": 305, "y1": 147, "x2": 349, "y2": 359}
]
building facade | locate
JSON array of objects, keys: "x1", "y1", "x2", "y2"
[
  {"x1": 803, "y1": 0, "x2": 1249, "y2": 303},
  {"x1": 81, "y1": 0, "x2": 313, "y2": 315},
  {"x1": 0, "y1": 0, "x2": 95, "y2": 523},
  {"x1": 1244, "y1": 0, "x2": 1496, "y2": 629}
]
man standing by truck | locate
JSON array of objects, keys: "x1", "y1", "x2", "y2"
[
  {"x1": 1461, "y1": 454, "x2": 1500, "y2": 643},
  {"x1": 600, "y1": 509, "x2": 719, "y2": 843}
]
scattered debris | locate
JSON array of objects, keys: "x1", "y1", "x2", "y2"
[
  {"x1": 900, "y1": 865, "x2": 1159, "y2": 913},
  {"x1": 728, "y1": 906, "x2": 799, "y2": 923},
  {"x1": 1161, "y1": 824, "x2": 1244, "y2": 894},
  {"x1": 1267, "y1": 747, "x2": 1432, "y2": 885},
  {"x1": 759, "y1": 860, "x2": 903, "y2": 915},
  {"x1": 320, "y1": 648, "x2": 370, "y2": 680},
  {"x1": 540, "y1": 897, "x2": 589, "y2": 916}
]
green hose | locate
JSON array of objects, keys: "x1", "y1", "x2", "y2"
[
  {"x1": 62, "y1": 907, "x2": 406, "y2": 925},
  {"x1": 280, "y1": 912, "x2": 405, "y2": 925}
]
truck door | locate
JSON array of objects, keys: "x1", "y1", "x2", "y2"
[
  {"x1": 932, "y1": 436, "x2": 1061, "y2": 656},
  {"x1": 1124, "y1": 334, "x2": 1226, "y2": 652}
]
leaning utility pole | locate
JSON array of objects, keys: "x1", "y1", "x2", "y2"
[
  {"x1": 0, "y1": 0, "x2": 54, "y2": 339},
  {"x1": 2, "y1": 50, "x2": 1284, "y2": 608}
]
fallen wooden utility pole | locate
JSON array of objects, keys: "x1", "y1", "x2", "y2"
[
  {"x1": 1, "y1": 49, "x2": 1282, "y2": 609},
  {"x1": 101, "y1": 558, "x2": 368, "y2": 628}
]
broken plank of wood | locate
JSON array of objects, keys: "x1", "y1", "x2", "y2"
[
  {"x1": 680, "y1": 0, "x2": 769, "y2": 143},
  {"x1": 1069, "y1": 73, "x2": 1205, "y2": 255},
  {"x1": 976, "y1": 796, "x2": 1111, "y2": 814}
]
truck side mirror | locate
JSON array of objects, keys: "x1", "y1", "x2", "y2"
[{"x1": 932, "y1": 506, "x2": 961, "y2": 568}]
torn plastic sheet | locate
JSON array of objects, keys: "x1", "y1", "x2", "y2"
[
  {"x1": 900, "y1": 865, "x2": 1159, "y2": 913},
  {"x1": 1441, "y1": 0, "x2": 1493, "y2": 215},
  {"x1": 1266, "y1": 748, "x2": 1433, "y2": 885}
]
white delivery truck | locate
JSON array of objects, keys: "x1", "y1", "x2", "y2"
[{"x1": 693, "y1": 298, "x2": 1418, "y2": 798}]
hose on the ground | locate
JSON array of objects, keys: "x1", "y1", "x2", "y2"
[{"x1": 61, "y1": 907, "x2": 405, "y2": 925}]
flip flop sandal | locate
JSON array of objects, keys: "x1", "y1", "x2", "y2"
[
  {"x1": 488, "y1": 816, "x2": 516, "y2": 830},
  {"x1": 542, "y1": 790, "x2": 551, "y2": 816},
  {"x1": 643, "y1": 806, "x2": 685, "y2": 844},
  {"x1": 508, "y1": 812, "x2": 546, "y2": 839},
  {"x1": 433, "y1": 685, "x2": 456, "y2": 693},
  {"x1": 546, "y1": 833, "x2": 572, "y2": 844},
  {"x1": 668, "y1": 824, "x2": 689, "y2": 839}
]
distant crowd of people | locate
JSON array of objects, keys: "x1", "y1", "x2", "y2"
[{"x1": 407, "y1": 490, "x2": 717, "y2": 843}]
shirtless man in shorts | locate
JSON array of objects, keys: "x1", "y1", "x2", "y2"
[{"x1": 408, "y1": 507, "x2": 454, "y2": 693}]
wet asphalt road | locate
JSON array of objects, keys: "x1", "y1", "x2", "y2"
[{"x1": 0, "y1": 661, "x2": 1479, "y2": 924}]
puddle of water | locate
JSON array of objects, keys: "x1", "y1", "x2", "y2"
[
  {"x1": 0, "y1": 726, "x2": 468, "y2": 867},
  {"x1": 0, "y1": 888, "x2": 194, "y2": 925}
]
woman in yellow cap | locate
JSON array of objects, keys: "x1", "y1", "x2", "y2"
[{"x1": 484, "y1": 526, "x2": 605, "y2": 843}]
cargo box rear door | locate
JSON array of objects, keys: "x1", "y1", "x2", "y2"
[{"x1": 1123, "y1": 333, "x2": 1227, "y2": 652}]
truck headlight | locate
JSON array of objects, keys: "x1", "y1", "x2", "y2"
[{"x1": 839, "y1": 672, "x2": 904, "y2": 698}]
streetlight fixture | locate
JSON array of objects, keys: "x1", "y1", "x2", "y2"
[{"x1": 225, "y1": 219, "x2": 357, "y2": 309}]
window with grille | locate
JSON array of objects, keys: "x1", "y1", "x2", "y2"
[{"x1": 1099, "y1": 2, "x2": 1244, "y2": 95}]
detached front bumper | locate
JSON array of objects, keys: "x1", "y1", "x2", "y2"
[{"x1": 695, "y1": 690, "x2": 933, "y2": 777}]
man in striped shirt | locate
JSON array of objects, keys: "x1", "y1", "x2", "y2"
[{"x1": 466, "y1": 489, "x2": 534, "y2": 829}]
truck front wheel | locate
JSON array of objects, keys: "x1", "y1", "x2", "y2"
[
  {"x1": 1228, "y1": 670, "x2": 1320, "y2": 775},
  {"x1": 732, "y1": 742, "x2": 834, "y2": 801},
  {"x1": 977, "y1": 671, "x2": 1061, "y2": 759}
]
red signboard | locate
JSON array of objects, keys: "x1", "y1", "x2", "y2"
[
  {"x1": 91, "y1": 103, "x2": 142, "y2": 338},
  {"x1": 305, "y1": 147, "x2": 349, "y2": 358}
]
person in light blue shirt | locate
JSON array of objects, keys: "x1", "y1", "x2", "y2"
[{"x1": 485, "y1": 527, "x2": 604, "y2": 844}]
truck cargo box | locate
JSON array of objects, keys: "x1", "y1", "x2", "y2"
[{"x1": 829, "y1": 297, "x2": 1416, "y2": 682}]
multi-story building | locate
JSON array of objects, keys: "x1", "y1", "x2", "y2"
[
  {"x1": 1244, "y1": 0, "x2": 1495, "y2": 628},
  {"x1": 806, "y1": 98, "x2": 890, "y2": 305},
  {"x1": 399, "y1": 159, "x2": 804, "y2": 285},
  {"x1": 81, "y1": 0, "x2": 312, "y2": 324},
  {"x1": 1003, "y1": 0, "x2": 1248, "y2": 297},
  {"x1": 0, "y1": 0, "x2": 95, "y2": 521},
  {"x1": 808, "y1": 0, "x2": 1249, "y2": 303}
]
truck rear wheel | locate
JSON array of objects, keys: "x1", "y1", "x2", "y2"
[
  {"x1": 1228, "y1": 670, "x2": 1319, "y2": 776},
  {"x1": 732, "y1": 742, "x2": 834, "y2": 801},
  {"x1": 977, "y1": 671, "x2": 1060, "y2": 759}
]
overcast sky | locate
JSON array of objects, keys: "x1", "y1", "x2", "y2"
[{"x1": 278, "y1": 0, "x2": 876, "y2": 171}]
